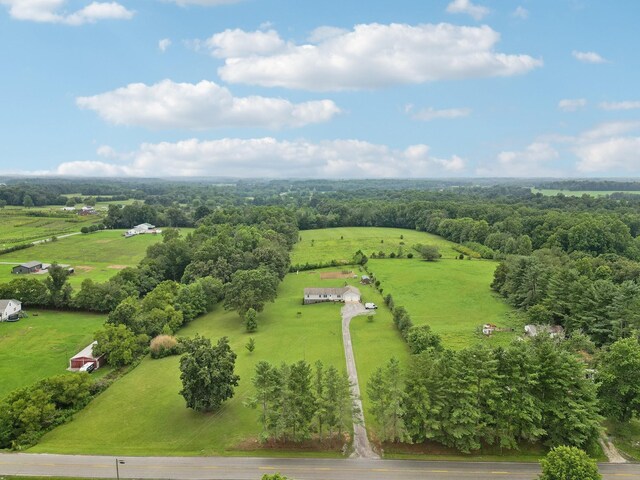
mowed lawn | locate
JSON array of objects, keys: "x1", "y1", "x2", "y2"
[
  {"x1": 0, "y1": 310, "x2": 106, "y2": 399},
  {"x1": 292, "y1": 227, "x2": 459, "y2": 265},
  {"x1": 369, "y1": 258, "x2": 517, "y2": 349},
  {"x1": 33, "y1": 270, "x2": 391, "y2": 456},
  {"x1": 0, "y1": 230, "x2": 169, "y2": 288}
]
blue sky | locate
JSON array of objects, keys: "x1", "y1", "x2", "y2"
[{"x1": 1, "y1": 0, "x2": 639, "y2": 178}]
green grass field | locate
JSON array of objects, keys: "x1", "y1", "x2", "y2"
[
  {"x1": 368, "y1": 258, "x2": 518, "y2": 349},
  {"x1": 32, "y1": 270, "x2": 404, "y2": 456},
  {"x1": 0, "y1": 310, "x2": 106, "y2": 399},
  {"x1": 0, "y1": 208, "x2": 99, "y2": 248},
  {"x1": 0, "y1": 230, "x2": 170, "y2": 288},
  {"x1": 292, "y1": 227, "x2": 458, "y2": 266},
  {"x1": 531, "y1": 188, "x2": 640, "y2": 197}
]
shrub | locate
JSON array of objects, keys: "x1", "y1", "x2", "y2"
[
  {"x1": 407, "y1": 252, "x2": 413, "y2": 259},
  {"x1": 150, "y1": 335, "x2": 180, "y2": 359}
]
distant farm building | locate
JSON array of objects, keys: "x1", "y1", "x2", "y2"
[
  {"x1": 0, "y1": 299, "x2": 21, "y2": 321},
  {"x1": 360, "y1": 275, "x2": 371, "y2": 285},
  {"x1": 303, "y1": 286, "x2": 361, "y2": 305},
  {"x1": 62, "y1": 206, "x2": 76, "y2": 211},
  {"x1": 12, "y1": 261, "x2": 43, "y2": 274},
  {"x1": 78, "y1": 206, "x2": 97, "y2": 216},
  {"x1": 69, "y1": 341, "x2": 105, "y2": 371},
  {"x1": 482, "y1": 323, "x2": 497, "y2": 335},
  {"x1": 125, "y1": 223, "x2": 161, "y2": 237}
]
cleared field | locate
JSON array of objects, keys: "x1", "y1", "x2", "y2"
[
  {"x1": 0, "y1": 230, "x2": 171, "y2": 288},
  {"x1": 292, "y1": 227, "x2": 459, "y2": 266},
  {"x1": 369, "y1": 258, "x2": 517, "y2": 349},
  {"x1": 531, "y1": 188, "x2": 640, "y2": 197},
  {"x1": 0, "y1": 309, "x2": 106, "y2": 399},
  {"x1": 0, "y1": 209, "x2": 99, "y2": 248},
  {"x1": 32, "y1": 270, "x2": 400, "y2": 456}
]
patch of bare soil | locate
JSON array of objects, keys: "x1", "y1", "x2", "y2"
[
  {"x1": 75, "y1": 265, "x2": 94, "y2": 272},
  {"x1": 320, "y1": 271, "x2": 354, "y2": 279},
  {"x1": 234, "y1": 435, "x2": 349, "y2": 453},
  {"x1": 95, "y1": 240, "x2": 110, "y2": 244},
  {"x1": 107, "y1": 264, "x2": 128, "y2": 269}
]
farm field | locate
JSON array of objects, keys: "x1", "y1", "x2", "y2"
[
  {"x1": 531, "y1": 188, "x2": 640, "y2": 197},
  {"x1": 292, "y1": 227, "x2": 459, "y2": 266},
  {"x1": 0, "y1": 309, "x2": 106, "y2": 399},
  {"x1": 0, "y1": 229, "x2": 176, "y2": 288},
  {"x1": 32, "y1": 269, "x2": 405, "y2": 456},
  {"x1": 0, "y1": 208, "x2": 99, "y2": 249},
  {"x1": 368, "y1": 258, "x2": 517, "y2": 349}
]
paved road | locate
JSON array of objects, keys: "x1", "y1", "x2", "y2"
[
  {"x1": 1, "y1": 453, "x2": 640, "y2": 479},
  {"x1": 341, "y1": 301, "x2": 378, "y2": 459}
]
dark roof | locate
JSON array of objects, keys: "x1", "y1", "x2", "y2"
[{"x1": 17, "y1": 261, "x2": 42, "y2": 268}]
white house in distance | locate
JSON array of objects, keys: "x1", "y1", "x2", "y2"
[
  {"x1": 303, "y1": 286, "x2": 361, "y2": 305},
  {"x1": 0, "y1": 299, "x2": 22, "y2": 321},
  {"x1": 124, "y1": 223, "x2": 161, "y2": 238}
]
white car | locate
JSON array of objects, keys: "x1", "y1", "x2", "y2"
[{"x1": 365, "y1": 302, "x2": 378, "y2": 310}]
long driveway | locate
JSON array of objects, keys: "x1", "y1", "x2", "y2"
[
  {"x1": 341, "y1": 301, "x2": 379, "y2": 459},
  {"x1": 2, "y1": 453, "x2": 640, "y2": 479}
]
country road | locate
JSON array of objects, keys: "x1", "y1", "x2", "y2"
[{"x1": 1, "y1": 453, "x2": 640, "y2": 479}]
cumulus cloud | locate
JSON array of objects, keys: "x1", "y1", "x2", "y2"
[
  {"x1": 207, "y1": 23, "x2": 542, "y2": 91},
  {"x1": 158, "y1": 38, "x2": 172, "y2": 52},
  {"x1": 446, "y1": 0, "x2": 489, "y2": 20},
  {"x1": 406, "y1": 105, "x2": 471, "y2": 121},
  {"x1": 558, "y1": 98, "x2": 587, "y2": 112},
  {"x1": 599, "y1": 101, "x2": 640, "y2": 111},
  {"x1": 576, "y1": 137, "x2": 640, "y2": 172},
  {"x1": 45, "y1": 138, "x2": 466, "y2": 178},
  {"x1": 163, "y1": 0, "x2": 242, "y2": 5},
  {"x1": 0, "y1": 0, "x2": 133, "y2": 25},
  {"x1": 482, "y1": 142, "x2": 561, "y2": 176},
  {"x1": 572, "y1": 50, "x2": 607, "y2": 64},
  {"x1": 76, "y1": 80, "x2": 341, "y2": 129},
  {"x1": 512, "y1": 6, "x2": 529, "y2": 19}
]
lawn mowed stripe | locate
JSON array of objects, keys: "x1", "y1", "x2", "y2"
[{"x1": 0, "y1": 310, "x2": 106, "y2": 398}]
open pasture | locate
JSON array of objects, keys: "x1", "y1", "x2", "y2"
[
  {"x1": 292, "y1": 227, "x2": 459, "y2": 266},
  {"x1": 32, "y1": 270, "x2": 405, "y2": 456},
  {"x1": 0, "y1": 229, "x2": 171, "y2": 287},
  {"x1": 0, "y1": 310, "x2": 106, "y2": 399},
  {"x1": 0, "y1": 208, "x2": 98, "y2": 248},
  {"x1": 369, "y1": 258, "x2": 517, "y2": 349}
]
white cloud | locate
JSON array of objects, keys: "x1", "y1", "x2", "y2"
[
  {"x1": 579, "y1": 121, "x2": 640, "y2": 140},
  {"x1": 76, "y1": 80, "x2": 341, "y2": 129},
  {"x1": 599, "y1": 101, "x2": 640, "y2": 111},
  {"x1": 572, "y1": 50, "x2": 607, "y2": 64},
  {"x1": 209, "y1": 23, "x2": 542, "y2": 91},
  {"x1": 558, "y1": 98, "x2": 587, "y2": 112},
  {"x1": 484, "y1": 142, "x2": 560, "y2": 176},
  {"x1": 512, "y1": 6, "x2": 529, "y2": 19},
  {"x1": 406, "y1": 105, "x2": 471, "y2": 121},
  {"x1": 0, "y1": 0, "x2": 134, "y2": 24},
  {"x1": 206, "y1": 29, "x2": 287, "y2": 57},
  {"x1": 446, "y1": 0, "x2": 489, "y2": 20},
  {"x1": 158, "y1": 38, "x2": 172, "y2": 52},
  {"x1": 45, "y1": 138, "x2": 466, "y2": 178},
  {"x1": 575, "y1": 137, "x2": 640, "y2": 172}
]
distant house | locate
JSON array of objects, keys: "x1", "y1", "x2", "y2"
[
  {"x1": 482, "y1": 323, "x2": 497, "y2": 335},
  {"x1": 0, "y1": 299, "x2": 21, "y2": 321},
  {"x1": 78, "y1": 206, "x2": 97, "y2": 216},
  {"x1": 361, "y1": 275, "x2": 371, "y2": 285},
  {"x1": 524, "y1": 324, "x2": 565, "y2": 338},
  {"x1": 124, "y1": 223, "x2": 160, "y2": 237},
  {"x1": 303, "y1": 286, "x2": 361, "y2": 305},
  {"x1": 62, "y1": 206, "x2": 76, "y2": 212},
  {"x1": 12, "y1": 261, "x2": 43, "y2": 274},
  {"x1": 69, "y1": 341, "x2": 105, "y2": 371}
]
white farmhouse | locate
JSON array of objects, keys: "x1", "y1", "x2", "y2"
[
  {"x1": 303, "y1": 286, "x2": 361, "y2": 305},
  {"x1": 0, "y1": 299, "x2": 22, "y2": 321}
]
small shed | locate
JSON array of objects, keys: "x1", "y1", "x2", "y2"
[
  {"x1": 69, "y1": 341, "x2": 105, "y2": 371},
  {"x1": 482, "y1": 323, "x2": 497, "y2": 335},
  {"x1": 12, "y1": 261, "x2": 42, "y2": 274},
  {"x1": 361, "y1": 275, "x2": 371, "y2": 285}
]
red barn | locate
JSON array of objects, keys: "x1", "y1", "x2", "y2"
[{"x1": 69, "y1": 341, "x2": 105, "y2": 370}]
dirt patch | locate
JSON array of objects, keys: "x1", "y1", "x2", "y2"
[
  {"x1": 75, "y1": 265, "x2": 94, "y2": 272},
  {"x1": 107, "y1": 264, "x2": 128, "y2": 269},
  {"x1": 95, "y1": 240, "x2": 111, "y2": 244},
  {"x1": 234, "y1": 435, "x2": 349, "y2": 453},
  {"x1": 320, "y1": 270, "x2": 354, "y2": 280}
]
